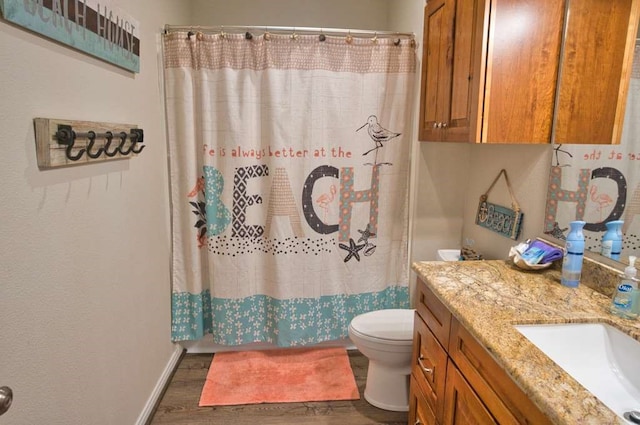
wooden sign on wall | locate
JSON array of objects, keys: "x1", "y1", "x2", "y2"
[
  {"x1": 0, "y1": 0, "x2": 140, "y2": 73},
  {"x1": 474, "y1": 169, "x2": 524, "y2": 240}
]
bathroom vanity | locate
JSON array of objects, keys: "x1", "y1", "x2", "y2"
[{"x1": 409, "y1": 259, "x2": 640, "y2": 424}]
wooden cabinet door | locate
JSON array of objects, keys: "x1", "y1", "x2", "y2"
[
  {"x1": 443, "y1": 362, "x2": 497, "y2": 425},
  {"x1": 419, "y1": 0, "x2": 486, "y2": 142},
  {"x1": 410, "y1": 374, "x2": 438, "y2": 425},
  {"x1": 448, "y1": 319, "x2": 553, "y2": 425},
  {"x1": 443, "y1": 0, "x2": 487, "y2": 142},
  {"x1": 419, "y1": 0, "x2": 452, "y2": 141},
  {"x1": 412, "y1": 313, "x2": 449, "y2": 422},
  {"x1": 482, "y1": 0, "x2": 565, "y2": 143},
  {"x1": 553, "y1": 0, "x2": 640, "y2": 144}
]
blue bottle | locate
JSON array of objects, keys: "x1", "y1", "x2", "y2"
[
  {"x1": 601, "y1": 220, "x2": 623, "y2": 261},
  {"x1": 561, "y1": 221, "x2": 586, "y2": 288}
]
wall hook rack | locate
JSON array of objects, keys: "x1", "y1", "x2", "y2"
[{"x1": 34, "y1": 118, "x2": 145, "y2": 169}]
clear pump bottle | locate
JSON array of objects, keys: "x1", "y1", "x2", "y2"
[{"x1": 610, "y1": 256, "x2": 638, "y2": 319}]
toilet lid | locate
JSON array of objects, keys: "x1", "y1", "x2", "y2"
[{"x1": 349, "y1": 309, "x2": 414, "y2": 341}]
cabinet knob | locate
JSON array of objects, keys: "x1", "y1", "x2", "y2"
[
  {"x1": 441, "y1": 122, "x2": 448, "y2": 128},
  {"x1": 433, "y1": 122, "x2": 439, "y2": 129},
  {"x1": 414, "y1": 421, "x2": 422, "y2": 425},
  {"x1": 417, "y1": 355, "x2": 434, "y2": 376}
]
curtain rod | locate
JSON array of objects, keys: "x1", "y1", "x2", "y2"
[{"x1": 164, "y1": 24, "x2": 414, "y2": 39}]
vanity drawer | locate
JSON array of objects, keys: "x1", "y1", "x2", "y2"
[
  {"x1": 412, "y1": 312, "x2": 448, "y2": 422},
  {"x1": 410, "y1": 374, "x2": 437, "y2": 425},
  {"x1": 449, "y1": 318, "x2": 553, "y2": 425},
  {"x1": 416, "y1": 277, "x2": 452, "y2": 349}
]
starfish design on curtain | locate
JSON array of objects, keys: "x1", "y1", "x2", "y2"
[
  {"x1": 357, "y1": 224, "x2": 376, "y2": 243},
  {"x1": 339, "y1": 238, "x2": 366, "y2": 262}
]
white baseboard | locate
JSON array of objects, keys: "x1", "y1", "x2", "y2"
[{"x1": 135, "y1": 344, "x2": 184, "y2": 425}]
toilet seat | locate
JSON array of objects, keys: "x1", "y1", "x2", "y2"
[{"x1": 349, "y1": 309, "x2": 414, "y2": 344}]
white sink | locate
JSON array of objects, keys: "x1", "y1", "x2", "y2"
[{"x1": 515, "y1": 323, "x2": 640, "y2": 423}]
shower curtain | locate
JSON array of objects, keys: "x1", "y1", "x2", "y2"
[
  {"x1": 544, "y1": 45, "x2": 640, "y2": 255},
  {"x1": 163, "y1": 30, "x2": 416, "y2": 346}
]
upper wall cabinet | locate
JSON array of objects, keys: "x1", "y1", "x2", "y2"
[
  {"x1": 418, "y1": 0, "x2": 640, "y2": 144},
  {"x1": 554, "y1": 0, "x2": 640, "y2": 144},
  {"x1": 418, "y1": 0, "x2": 486, "y2": 142}
]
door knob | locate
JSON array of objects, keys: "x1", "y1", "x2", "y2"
[{"x1": 0, "y1": 386, "x2": 13, "y2": 416}]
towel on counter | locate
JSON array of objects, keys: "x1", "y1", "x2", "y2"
[{"x1": 525, "y1": 240, "x2": 563, "y2": 264}]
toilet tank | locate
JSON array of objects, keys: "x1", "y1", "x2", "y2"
[{"x1": 437, "y1": 249, "x2": 461, "y2": 261}]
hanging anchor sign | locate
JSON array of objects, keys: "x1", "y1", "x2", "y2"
[{"x1": 475, "y1": 169, "x2": 524, "y2": 240}]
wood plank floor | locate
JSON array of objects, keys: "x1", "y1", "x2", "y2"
[{"x1": 150, "y1": 350, "x2": 408, "y2": 425}]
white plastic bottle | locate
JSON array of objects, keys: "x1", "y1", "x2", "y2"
[{"x1": 610, "y1": 256, "x2": 638, "y2": 319}]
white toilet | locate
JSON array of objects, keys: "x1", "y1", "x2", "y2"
[
  {"x1": 348, "y1": 308, "x2": 415, "y2": 412},
  {"x1": 437, "y1": 248, "x2": 461, "y2": 261}
]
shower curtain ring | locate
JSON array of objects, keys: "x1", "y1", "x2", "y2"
[{"x1": 346, "y1": 31, "x2": 353, "y2": 44}]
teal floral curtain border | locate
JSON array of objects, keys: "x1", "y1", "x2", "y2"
[{"x1": 172, "y1": 286, "x2": 410, "y2": 346}]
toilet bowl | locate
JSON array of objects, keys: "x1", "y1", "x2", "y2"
[{"x1": 348, "y1": 308, "x2": 414, "y2": 412}]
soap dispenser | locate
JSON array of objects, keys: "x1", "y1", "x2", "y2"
[
  {"x1": 601, "y1": 220, "x2": 623, "y2": 261},
  {"x1": 610, "y1": 256, "x2": 638, "y2": 319},
  {"x1": 561, "y1": 221, "x2": 586, "y2": 288}
]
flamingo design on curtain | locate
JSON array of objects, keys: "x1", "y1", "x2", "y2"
[{"x1": 163, "y1": 30, "x2": 416, "y2": 346}]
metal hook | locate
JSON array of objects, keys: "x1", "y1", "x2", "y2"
[
  {"x1": 117, "y1": 131, "x2": 135, "y2": 155},
  {"x1": 85, "y1": 131, "x2": 104, "y2": 159},
  {"x1": 130, "y1": 129, "x2": 145, "y2": 154},
  {"x1": 103, "y1": 132, "x2": 120, "y2": 157},
  {"x1": 55, "y1": 125, "x2": 85, "y2": 161}
]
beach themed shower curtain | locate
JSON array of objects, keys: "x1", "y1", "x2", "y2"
[
  {"x1": 163, "y1": 30, "x2": 416, "y2": 346},
  {"x1": 544, "y1": 45, "x2": 640, "y2": 255}
]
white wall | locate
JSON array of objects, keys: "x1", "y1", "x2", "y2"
[
  {"x1": 188, "y1": 0, "x2": 391, "y2": 29},
  {"x1": 0, "y1": 1, "x2": 188, "y2": 424},
  {"x1": 461, "y1": 145, "x2": 552, "y2": 260}
]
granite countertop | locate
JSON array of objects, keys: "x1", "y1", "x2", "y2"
[{"x1": 412, "y1": 260, "x2": 640, "y2": 425}]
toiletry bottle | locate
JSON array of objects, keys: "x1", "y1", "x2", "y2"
[
  {"x1": 561, "y1": 221, "x2": 586, "y2": 288},
  {"x1": 601, "y1": 220, "x2": 623, "y2": 261},
  {"x1": 610, "y1": 256, "x2": 638, "y2": 319}
]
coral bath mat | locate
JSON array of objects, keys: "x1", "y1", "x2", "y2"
[{"x1": 199, "y1": 346, "x2": 360, "y2": 406}]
